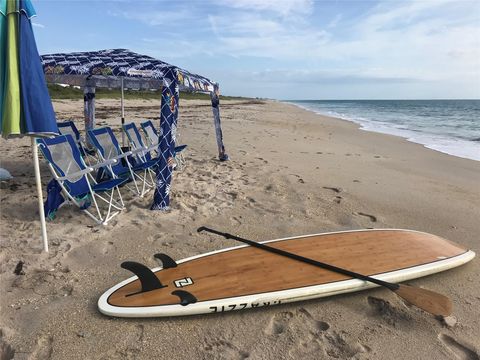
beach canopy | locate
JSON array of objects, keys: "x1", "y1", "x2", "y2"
[
  {"x1": 41, "y1": 48, "x2": 217, "y2": 93},
  {"x1": 41, "y1": 48, "x2": 228, "y2": 211},
  {"x1": 1, "y1": 0, "x2": 59, "y2": 252}
]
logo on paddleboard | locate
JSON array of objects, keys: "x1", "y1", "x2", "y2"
[{"x1": 174, "y1": 277, "x2": 194, "y2": 288}]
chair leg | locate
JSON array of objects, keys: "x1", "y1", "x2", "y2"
[
  {"x1": 58, "y1": 182, "x2": 103, "y2": 224},
  {"x1": 102, "y1": 189, "x2": 115, "y2": 225},
  {"x1": 147, "y1": 168, "x2": 156, "y2": 187},
  {"x1": 90, "y1": 191, "x2": 104, "y2": 223},
  {"x1": 116, "y1": 186, "x2": 125, "y2": 209},
  {"x1": 95, "y1": 192, "x2": 125, "y2": 212}
]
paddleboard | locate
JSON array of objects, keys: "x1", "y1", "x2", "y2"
[{"x1": 98, "y1": 229, "x2": 475, "y2": 317}]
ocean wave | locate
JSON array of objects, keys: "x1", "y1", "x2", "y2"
[{"x1": 286, "y1": 100, "x2": 480, "y2": 162}]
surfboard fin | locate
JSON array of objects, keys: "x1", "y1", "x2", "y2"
[
  {"x1": 172, "y1": 290, "x2": 197, "y2": 306},
  {"x1": 121, "y1": 261, "x2": 167, "y2": 293},
  {"x1": 154, "y1": 253, "x2": 178, "y2": 269}
]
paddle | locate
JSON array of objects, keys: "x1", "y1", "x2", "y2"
[{"x1": 197, "y1": 226, "x2": 453, "y2": 317}]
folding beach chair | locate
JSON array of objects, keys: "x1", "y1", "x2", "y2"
[
  {"x1": 37, "y1": 134, "x2": 127, "y2": 225},
  {"x1": 140, "y1": 120, "x2": 187, "y2": 169},
  {"x1": 57, "y1": 121, "x2": 96, "y2": 160},
  {"x1": 123, "y1": 122, "x2": 160, "y2": 168},
  {"x1": 88, "y1": 127, "x2": 157, "y2": 197}
]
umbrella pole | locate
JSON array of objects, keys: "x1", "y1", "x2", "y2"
[
  {"x1": 121, "y1": 77, "x2": 125, "y2": 147},
  {"x1": 32, "y1": 137, "x2": 48, "y2": 253}
]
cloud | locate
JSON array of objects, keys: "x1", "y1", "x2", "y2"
[
  {"x1": 206, "y1": 0, "x2": 480, "y2": 82},
  {"x1": 109, "y1": 8, "x2": 195, "y2": 26},
  {"x1": 207, "y1": 12, "x2": 330, "y2": 59},
  {"x1": 212, "y1": 0, "x2": 313, "y2": 16},
  {"x1": 327, "y1": 14, "x2": 342, "y2": 29},
  {"x1": 109, "y1": 0, "x2": 480, "y2": 95},
  {"x1": 227, "y1": 68, "x2": 419, "y2": 85},
  {"x1": 32, "y1": 22, "x2": 45, "y2": 28}
]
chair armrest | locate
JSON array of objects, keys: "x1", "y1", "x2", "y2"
[
  {"x1": 130, "y1": 147, "x2": 147, "y2": 155},
  {"x1": 108, "y1": 152, "x2": 132, "y2": 161},
  {"x1": 56, "y1": 167, "x2": 94, "y2": 181},
  {"x1": 90, "y1": 158, "x2": 118, "y2": 170},
  {"x1": 146, "y1": 143, "x2": 158, "y2": 152}
]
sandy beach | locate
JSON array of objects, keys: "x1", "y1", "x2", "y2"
[{"x1": 0, "y1": 98, "x2": 479, "y2": 359}]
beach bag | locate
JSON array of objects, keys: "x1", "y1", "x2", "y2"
[{"x1": 44, "y1": 179, "x2": 65, "y2": 220}]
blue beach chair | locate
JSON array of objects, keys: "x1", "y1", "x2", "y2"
[
  {"x1": 140, "y1": 120, "x2": 187, "y2": 169},
  {"x1": 57, "y1": 120, "x2": 96, "y2": 159},
  {"x1": 37, "y1": 134, "x2": 127, "y2": 225},
  {"x1": 87, "y1": 127, "x2": 156, "y2": 197},
  {"x1": 123, "y1": 122, "x2": 160, "y2": 168}
]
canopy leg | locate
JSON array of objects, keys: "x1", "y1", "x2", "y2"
[
  {"x1": 121, "y1": 77, "x2": 125, "y2": 147},
  {"x1": 210, "y1": 84, "x2": 229, "y2": 161}
]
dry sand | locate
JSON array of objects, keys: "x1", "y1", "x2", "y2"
[{"x1": 0, "y1": 98, "x2": 479, "y2": 360}]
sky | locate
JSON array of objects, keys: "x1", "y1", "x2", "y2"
[{"x1": 32, "y1": 0, "x2": 480, "y2": 100}]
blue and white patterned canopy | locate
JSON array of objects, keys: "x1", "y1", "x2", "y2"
[{"x1": 41, "y1": 48, "x2": 216, "y2": 93}]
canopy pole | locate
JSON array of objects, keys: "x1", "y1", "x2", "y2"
[
  {"x1": 210, "y1": 84, "x2": 229, "y2": 161},
  {"x1": 32, "y1": 137, "x2": 48, "y2": 253},
  {"x1": 83, "y1": 76, "x2": 96, "y2": 148},
  {"x1": 121, "y1": 77, "x2": 125, "y2": 147},
  {"x1": 151, "y1": 74, "x2": 178, "y2": 210}
]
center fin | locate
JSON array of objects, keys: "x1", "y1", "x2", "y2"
[
  {"x1": 121, "y1": 261, "x2": 166, "y2": 293},
  {"x1": 154, "y1": 253, "x2": 178, "y2": 269}
]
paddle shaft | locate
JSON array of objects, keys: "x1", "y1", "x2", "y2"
[{"x1": 198, "y1": 227, "x2": 399, "y2": 291}]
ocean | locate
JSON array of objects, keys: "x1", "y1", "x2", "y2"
[{"x1": 286, "y1": 100, "x2": 480, "y2": 162}]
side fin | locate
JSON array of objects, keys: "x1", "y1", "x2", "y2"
[
  {"x1": 154, "y1": 253, "x2": 178, "y2": 269},
  {"x1": 121, "y1": 261, "x2": 166, "y2": 293},
  {"x1": 172, "y1": 290, "x2": 197, "y2": 306}
]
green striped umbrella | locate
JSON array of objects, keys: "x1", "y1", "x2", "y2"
[
  {"x1": 0, "y1": 0, "x2": 7, "y2": 120},
  {"x1": 1, "y1": 0, "x2": 21, "y2": 134},
  {"x1": 1, "y1": 0, "x2": 58, "y2": 252}
]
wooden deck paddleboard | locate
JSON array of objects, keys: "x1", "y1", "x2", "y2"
[{"x1": 98, "y1": 229, "x2": 475, "y2": 317}]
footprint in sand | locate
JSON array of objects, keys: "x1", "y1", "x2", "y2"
[
  {"x1": 438, "y1": 334, "x2": 480, "y2": 360},
  {"x1": 297, "y1": 308, "x2": 330, "y2": 332},
  {"x1": 323, "y1": 331, "x2": 370, "y2": 359},
  {"x1": 29, "y1": 334, "x2": 53, "y2": 360},
  {"x1": 265, "y1": 308, "x2": 330, "y2": 336},
  {"x1": 367, "y1": 296, "x2": 411, "y2": 327},
  {"x1": 287, "y1": 309, "x2": 368, "y2": 359},
  {"x1": 0, "y1": 330, "x2": 14, "y2": 360},
  {"x1": 202, "y1": 338, "x2": 249, "y2": 360},
  {"x1": 100, "y1": 325, "x2": 145, "y2": 359},
  {"x1": 264, "y1": 311, "x2": 294, "y2": 335}
]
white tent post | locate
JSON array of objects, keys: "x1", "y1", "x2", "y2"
[
  {"x1": 121, "y1": 77, "x2": 125, "y2": 147},
  {"x1": 32, "y1": 137, "x2": 48, "y2": 253}
]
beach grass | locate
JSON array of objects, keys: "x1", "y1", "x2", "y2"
[{"x1": 47, "y1": 84, "x2": 249, "y2": 101}]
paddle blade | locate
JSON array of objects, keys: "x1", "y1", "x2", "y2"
[{"x1": 394, "y1": 284, "x2": 453, "y2": 316}]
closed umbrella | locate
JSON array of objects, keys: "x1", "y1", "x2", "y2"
[
  {"x1": 0, "y1": 0, "x2": 59, "y2": 252},
  {"x1": 0, "y1": 0, "x2": 7, "y2": 118}
]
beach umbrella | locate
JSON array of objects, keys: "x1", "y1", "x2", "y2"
[{"x1": 1, "y1": 0, "x2": 59, "y2": 252}]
